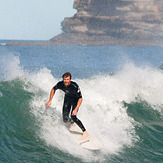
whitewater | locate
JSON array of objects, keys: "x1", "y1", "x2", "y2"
[{"x1": 0, "y1": 43, "x2": 163, "y2": 162}]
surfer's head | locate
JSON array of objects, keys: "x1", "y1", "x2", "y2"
[
  {"x1": 62, "y1": 72, "x2": 71, "y2": 79},
  {"x1": 62, "y1": 72, "x2": 71, "y2": 86}
]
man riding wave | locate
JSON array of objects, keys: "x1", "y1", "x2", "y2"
[{"x1": 46, "y1": 72, "x2": 89, "y2": 140}]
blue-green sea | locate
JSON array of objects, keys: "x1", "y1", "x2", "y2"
[{"x1": 0, "y1": 41, "x2": 163, "y2": 163}]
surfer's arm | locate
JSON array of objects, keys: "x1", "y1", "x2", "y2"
[
  {"x1": 72, "y1": 98, "x2": 82, "y2": 115},
  {"x1": 46, "y1": 88, "x2": 55, "y2": 109}
]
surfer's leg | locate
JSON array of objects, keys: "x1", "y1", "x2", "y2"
[
  {"x1": 71, "y1": 102, "x2": 89, "y2": 140},
  {"x1": 71, "y1": 115, "x2": 89, "y2": 140},
  {"x1": 62, "y1": 101, "x2": 71, "y2": 123},
  {"x1": 71, "y1": 103, "x2": 86, "y2": 132},
  {"x1": 71, "y1": 115, "x2": 86, "y2": 132}
]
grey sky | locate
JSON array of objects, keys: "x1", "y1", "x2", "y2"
[{"x1": 0, "y1": 0, "x2": 75, "y2": 40}]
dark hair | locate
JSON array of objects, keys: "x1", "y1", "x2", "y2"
[{"x1": 62, "y1": 72, "x2": 72, "y2": 79}]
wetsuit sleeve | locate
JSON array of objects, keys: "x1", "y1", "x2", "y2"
[
  {"x1": 53, "y1": 81, "x2": 62, "y2": 91},
  {"x1": 76, "y1": 86, "x2": 82, "y2": 99}
]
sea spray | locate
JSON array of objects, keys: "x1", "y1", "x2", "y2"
[
  {"x1": 28, "y1": 67, "x2": 139, "y2": 159},
  {"x1": 28, "y1": 62, "x2": 163, "y2": 160},
  {"x1": 0, "y1": 53, "x2": 24, "y2": 80},
  {"x1": 1, "y1": 48, "x2": 163, "y2": 162}
]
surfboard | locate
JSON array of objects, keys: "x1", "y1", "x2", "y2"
[{"x1": 69, "y1": 123, "x2": 103, "y2": 150}]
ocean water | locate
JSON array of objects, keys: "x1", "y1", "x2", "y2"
[{"x1": 0, "y1": 42, "x2": 163, "y2": 163}]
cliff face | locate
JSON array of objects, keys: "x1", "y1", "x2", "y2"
[{"x1": 51, "y1": 0, "x2": 163, "y2": 46}]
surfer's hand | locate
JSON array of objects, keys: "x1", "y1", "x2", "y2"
[
  {"x1": 72, "y1": 109, "x2": 77, "y2": 116},
  {"x1": 46, "y1": 101, "x2": 51, "y2": 109}
]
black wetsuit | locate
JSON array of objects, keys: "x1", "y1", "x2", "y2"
[{"x1": 53, "y1": 81, "x2": 86, "y2": 132}]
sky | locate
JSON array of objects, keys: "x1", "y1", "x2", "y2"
[{"x1": 0, "y1": 0, "x2": 75, "y2": 40}]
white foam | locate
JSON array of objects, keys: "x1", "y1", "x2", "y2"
[
  {"x1": 28, "y1": 67, "x2": 139, "y2": 160},
  {"x1": 29, "y1": 63, "x2": 163, "y2": 161},
  {"x1": 115, "y1": 63, "x2": 163, "y2": 112},
  {"x1": 1, "y1": 53, "x2": 163, "y2": 161},
  {"x1": 75, "y1": 76, "x2": 138, "y2": 155},
  {"x1": 0, "y1": 43, "x2": 6, "y2": 46},
  {"x1": 0, "y1": 53, "x2": 24, "y2": 80}
]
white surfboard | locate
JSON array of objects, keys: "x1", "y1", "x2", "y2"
[{"x1": 69, "y1": 123, "x2": 103, "y2": 150}]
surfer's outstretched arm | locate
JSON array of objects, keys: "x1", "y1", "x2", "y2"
[{"x1": 46, "y1": 88, "x2": 55, "y2": 109}]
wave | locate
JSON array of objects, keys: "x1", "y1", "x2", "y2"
[
  {"x1": 0, "y1": 54, "x2": 163, "y2": 162},
  {"x1": 0, "y1": 43, "x2": 6, "y2": 46}
]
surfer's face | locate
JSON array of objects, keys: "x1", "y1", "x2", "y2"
[{"x1": 63, "y1": 76, "x2": 71, "y2": 87}]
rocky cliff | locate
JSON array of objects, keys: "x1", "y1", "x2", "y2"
[{"x1": 50, "y1": 0, "x2": 163, "y2": 46}]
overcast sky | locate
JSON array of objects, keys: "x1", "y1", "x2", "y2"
[{"x1": 0, "y1": 0, "x2": 75, "y2": 40}]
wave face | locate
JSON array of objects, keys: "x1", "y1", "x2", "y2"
[{"x1": 0, "y1": 45, "x2": 163, "y2": 162}]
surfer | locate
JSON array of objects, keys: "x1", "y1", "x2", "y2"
[{"x1": 46, "y1": 72, "x2": 89, "y2": 140}]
